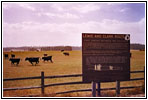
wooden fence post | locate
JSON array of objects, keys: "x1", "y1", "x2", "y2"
[
  {"x1": 144, "y1": 66, "x2": 145, "y2": 91},
  {"x1": 97, "y1": 82, "x2": 101, "y2": 96},
  {"x1": 116, "y1": 81, "x2": 120, "y2": 96},
  {"x1": 41, "y1": 71, "x2": 45, "y2": 94},
  {"x1": 144, "y1": 66, "x2": 145, "y2": 81},
  {"x1": 92, "y1": 81, "x2": 96, "y2": 97}
]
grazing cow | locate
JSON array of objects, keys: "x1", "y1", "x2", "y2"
[
  {"x1": 4, "y1": 54, "x2": 9, "y2": 59},
  {"x1": 42, "y1": 56, "x2": 53, "y2": 63},
  {"x1": 44, "y1": 54, "x2": 48, "y2": 56},
  {"x1": 9, "y1": 58, "x2": 20, "y2": 66},
  {"x1": 11, "y1": 54, "x2": 15, "y2": 58},
  {"x1": 63, "y1": 52, "x2": 69, "y2": 56},
  {"x1": 25, "y1": 57, "x2": 40, "y2": 66},
  {"x1": 61, "y1": 50, "x2": 64, "y2": 52}
]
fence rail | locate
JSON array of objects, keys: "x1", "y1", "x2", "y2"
[
  {"x1": 3, "y1": 70, "x2": 145, "y2": 96},
  {"x1": 3, "y1": 76, "x2": 41, "y2": 81}
]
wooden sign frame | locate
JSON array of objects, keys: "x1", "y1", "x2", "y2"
[{"x1": 82, "y1": 33, "x2": 130, "y2": 82}]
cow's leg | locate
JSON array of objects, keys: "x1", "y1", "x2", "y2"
[
  {"x1": 35, "y1": 62, "x2": 37, "y2": 66},
  {"x1": 11, "y1": 62, "x2": 14, "y2": 66},
  {"x1": 14, "y1": 62, "x2": 17, "y2": 66},
  {"x1": 50, "y1": 60, "x2": 53, "y2": 63},
  {"x1": 17, "y1": 62, "x2": 19, "y2": 66},
  {"x1": 31, "y1": 62, "x2": 34, "y2": 66}
]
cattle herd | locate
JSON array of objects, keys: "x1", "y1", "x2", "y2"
[{"x1": 4, "y1": 51, "x2": 70, "y2": 66}]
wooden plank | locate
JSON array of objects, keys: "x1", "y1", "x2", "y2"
[
  {"x1": 3, "y1": 86, "x2": 41, "y2": 91},
  {"x1": 130, "y1": 71, "x2": 144, "y2": 73},
  {"x1": 44, "y1": 78, "x2": 143, "y2": 88},
  {"x1": 3, "y1": 76, "x2": 41, "y2": 81},
  {"x1": 124, "y1": 78, "x2": 144, "y2": 82},
  {"x1": 101, "y1": 86, "x2": 142, "y2": 91},
  {"x1": 120, "y1": 86, "x2": 142, "y2": 90},
  {"x1": 44, "y1": 81, "x2": 86, "y2": 87},
  {"x1": 56, "y1": 89, "x2": 91, "y2": 94},
  {"x1": 3, "y1": 74, "x2": 82, "y2": 81},
  {"x1": 44, "y1": 74, "x2": 82, "y2": 79}
]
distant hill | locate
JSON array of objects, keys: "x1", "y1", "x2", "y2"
[
  {"x1": 130, "y1": 43, "x2": 145, "y2": 50},
  {"x1": 72, "y1": 46, "x2": 82, "y2": 50},
  {"x1": 3, "y1": 43, "x2": 145, "y2": 51}
]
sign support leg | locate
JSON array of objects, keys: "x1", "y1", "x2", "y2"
[
  {"x1": 116, "y1": 80, "x2": 120, "y2": 96},
  {"x1": 92, "y1": 81, "x2": 96, "y2": 97},
  {"x1": 97, "y1": 82, "x2": 101, "y2": 96}
]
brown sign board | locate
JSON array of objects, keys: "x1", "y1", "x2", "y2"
[{"x1": 82, "y1": 33, "x2": 130, "y2": 82}]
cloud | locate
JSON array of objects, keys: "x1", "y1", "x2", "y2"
[
  {"x1": 18, "y1": 3, "x2": 35, "y2": 11},
  {"x1": 107, "y1": 3, "x2": 123, "y2": 6},
  {"x1": 50, "y1": 3, "x2": 66, "y2": 11},
  {"x1": 2, "y1": 3, "x2": 35, "y2": 11},
  {"x1": 3, "y1": 3, "x2": 10, "y2": 9},
  {"x1": 3, "y1": 17, "x2": 145, "y2": 47},
  {"x1": 37, "y1": 12, "x2": 81, "y2": 19},
  {"x1": 119, "y1": 8, "x2": 129, "y2": 12},
  {"x1": 72, "y1": 4, "x2": 101, "y2": 13},
  {"x1": 50, "y1": 3, "x2": 101, "y2": 13}
]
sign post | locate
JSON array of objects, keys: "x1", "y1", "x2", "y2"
[
  {"x1": 116, "y1": 81, "x2": 120, "y2": 96},
  {"x1": 97, "y1": 82, "x2": 101, "y2": 96},
  {"x1": 92, "y1": 81, "x2": 96, "y2": 97}
]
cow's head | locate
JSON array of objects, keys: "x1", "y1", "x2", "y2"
[
  {"x1": 9, "y1": 58, "x2": 12, "y2": 61},
  {"x1": 25, "y1": 57, "x2": 29, "y2": 61}
]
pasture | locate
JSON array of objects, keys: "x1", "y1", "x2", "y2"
[{"x1": 3, "y1": 50, "x2": 145, "y2": 97}]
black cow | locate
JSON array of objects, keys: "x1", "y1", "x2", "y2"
[
  {"x1": 44, "y1": 54, "x2": 48, "y2": 56},
  {"x1": 42, "y1": 56, "x2": 53, "y2": 63},
  {"x1": 63, "y1": 52, "x2": 69, "y2": 56},
  {"x1": 61, "y1": 50, "x2": 64, "y2": 52},
  {"x1": 11, "y1": 54, "x2": 15, "y2": 58},
  {"x1": 25, "y1": 57, "x2": 40, "y2": 66},
  {"x1": 9, "y1": 58, "x2": 20, "y2": 66},
  {"x1": 4, "y1": 54, "x2": 9, "y2": 59}
]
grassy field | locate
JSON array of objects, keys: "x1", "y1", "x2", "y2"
[{"x1": 3, "y1": 50, "x2": 145, "y2": 97}]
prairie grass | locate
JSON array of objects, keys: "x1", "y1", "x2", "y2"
[{"x1": 3, "y1": 50, "x2": 145, "y2": 97}]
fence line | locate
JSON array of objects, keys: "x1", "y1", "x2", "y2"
[
  {"x1": 3, "y1": 74, "x2": 82, "y2": 81},
  {"x1": 3, "y1": 70, "x2": 144, "y2": 81},
  {"x1": 3, "y1": 77, "x2": 144, "y2": 91},
  {"x1": 3, "y1": 70, "x2": 145, "y2": 95}
]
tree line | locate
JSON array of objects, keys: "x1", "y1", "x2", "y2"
[{"x1": 3, "y1": 44, "x2": 145, "y2": 52}]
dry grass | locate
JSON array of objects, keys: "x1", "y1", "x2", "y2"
[{"x1": 3, "y1": 50, "x2": 145, "y2": 97}]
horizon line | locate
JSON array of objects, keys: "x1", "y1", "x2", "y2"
[{"x1": 3, "y1": 43, "x2": 145, "y2": 48}]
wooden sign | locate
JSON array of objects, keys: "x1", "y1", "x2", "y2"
[{"x1": 82, "y1": 33, "x2": 130, "y2": 82}]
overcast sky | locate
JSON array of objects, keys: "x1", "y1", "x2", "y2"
[{"x1": 3, "y1": 2, "x2": 145, "y2": 47}]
